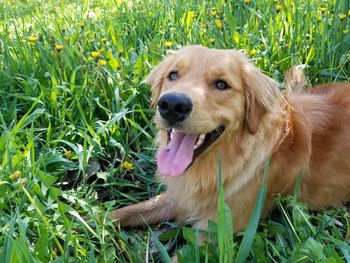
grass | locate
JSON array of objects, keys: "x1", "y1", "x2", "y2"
[{"x1": 0, "y1": 0, "x2": 349, "y2": 262}]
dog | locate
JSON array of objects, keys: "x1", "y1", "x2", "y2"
[{"x1": 111, "y1": 45, "x2": 350, "y2": 232}]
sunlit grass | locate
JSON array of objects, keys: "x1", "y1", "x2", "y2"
[{"x1": 0, "y1": 0, "x2": 349, "y2": 262}]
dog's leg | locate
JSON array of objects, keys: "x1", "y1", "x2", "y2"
[{"x1": 111, "y1": 193, "x2": 176, "y2": 227}]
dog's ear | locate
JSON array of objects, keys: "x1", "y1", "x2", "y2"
[
  {"x1": 144, "y1": 55, "x2": 174, "y2": 108},
  {"x1": 243, "y1": 81, "x2": 266, "y2": 134},
  {"x1": 242, "y1": 63, "x2": 279, "y2": 134}
]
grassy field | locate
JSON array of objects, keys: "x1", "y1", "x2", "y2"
[{"x1": 0, "y1": 0, "x2": 350, "y2": 262}]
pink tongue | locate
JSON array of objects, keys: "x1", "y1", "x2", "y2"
[{"x1": 157, "y1": 132, "x2": 199, "y2": 177}]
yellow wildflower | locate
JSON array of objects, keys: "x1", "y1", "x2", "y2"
[
  {"x1": 243, "y1": 0, "x2": 250, "y2": 4},
  {"x1": 64, "y1": 150, "x2": 73, "y2": 159},
  {"x1": 186, "y1": 11, "x2": 196, "y2": 26},
  {"x1": 55, "y1": 44, "x2": 63, "y2": 52},
  {"x1": 98, "y1": 59, "x2": 107, "y2": 66},
  {"x1": 275, "y1": 4, "x2": 282, "y2": 13},
  {"x1": 80, "y1": 24, "x2": 85, "y2": 29},
  {"x1": 121, "y1": 161, "x2": 134, "y2": 170},
  {"x1": 343, "y1": 29, "x2": 349, "y2": 34},
  {"x1": 339, "y1": 13, "x2": 347, "y2": 21},
  {"x1": 249, "y1": 49, "x2": 258, "y2": 56},
  {"x1": 187, "y1": 11, "x2": 195, "y2": 18},
  {"x1": 215, "y1": 19, "x2": 223, "y2": 29},
  {"x1": 320, "y1": 7, "x2": 328, "y2": 13},
  {"x1": 165, "y1": 41, "x2": 173, "y2": 48},
  {"x1": 209, "y1": 38, "x2": 215, "y2": 44},
  {"x1": 91, "y1": 51, "x2": 101, "y2": 58},
  {"x1": 211, "y1": 8, "x2": 217, "y2": 17},
  {"x1": 9, "y1": 170, "x2": 21, "y2": 181},
  {"x1": 101, "y1": 37, "x2": 108, "y2": 43},
  {"x1": 28, "y1": 35, "x2": 39, "y2": 42}
]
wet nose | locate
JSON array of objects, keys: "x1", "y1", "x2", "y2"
[{"x1": 157, "y1": 93, "x2": 193, "y2": 124}]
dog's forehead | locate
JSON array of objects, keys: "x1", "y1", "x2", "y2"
[{"x1": 172, "y1": 46, "x2": 245, "y2": 71}]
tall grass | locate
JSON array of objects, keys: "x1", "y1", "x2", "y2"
[{"x1": 0, "y1": 0, "x2": 349, "y2": 262}]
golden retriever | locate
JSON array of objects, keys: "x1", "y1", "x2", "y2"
[{"x1": 111, "y1": 45, "x2": 350, "y2": 232}]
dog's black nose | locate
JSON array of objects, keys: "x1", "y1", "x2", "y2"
[{"x1": 157, "y1": 93, "x2": 193, "y2": 124}]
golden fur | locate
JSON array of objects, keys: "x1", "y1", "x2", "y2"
[{"x1": 111, "y1": 46, "x2": 350, "y2": 232}]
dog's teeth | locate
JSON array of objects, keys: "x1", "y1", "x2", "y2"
[
  {"x1": 194, "y1": 134, "x2": 206, "y2": 150},
  {"x1": 170, "y1": 129, "x2": 173, "y2": 140},
  {"x1": 199, "y1": 134, "x2": 205, "y2": 141}
]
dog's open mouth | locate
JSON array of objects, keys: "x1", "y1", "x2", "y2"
[{"x1": 157, "y1": 125, "x2": 225, "y2": 177}]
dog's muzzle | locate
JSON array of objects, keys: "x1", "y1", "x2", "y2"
[{"x1": 157, "y1": 92, "x2": 193, "y2": 125}]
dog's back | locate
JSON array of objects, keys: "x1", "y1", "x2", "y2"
[{"x1": 291, "y1": 83, "x2": 350, "y2": 208}]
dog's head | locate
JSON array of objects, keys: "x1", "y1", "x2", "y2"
[{"x1": 145, "y1": 46, "x2": 279, "y2": 177}]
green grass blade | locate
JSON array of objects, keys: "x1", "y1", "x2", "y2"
[
  {"x1": 217, "y1": 159, "x2": 234, "y2": 263},
  {"x1": 0, "y1": 213, "x2": 16, "y2": 263},
  {"x1": 235, "y1": 159, "x2": 270, "y2": 263},
  {"x1": 151, "y1": 230, "x2": 172, "y2": 263}
]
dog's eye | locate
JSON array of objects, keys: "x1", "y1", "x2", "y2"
[
  {"x1": 168, "y1": 71, "x2": 178, "y2": 81},
  {"x1": 214, "y1": 80, "x2": 229, "y2": 90}
]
